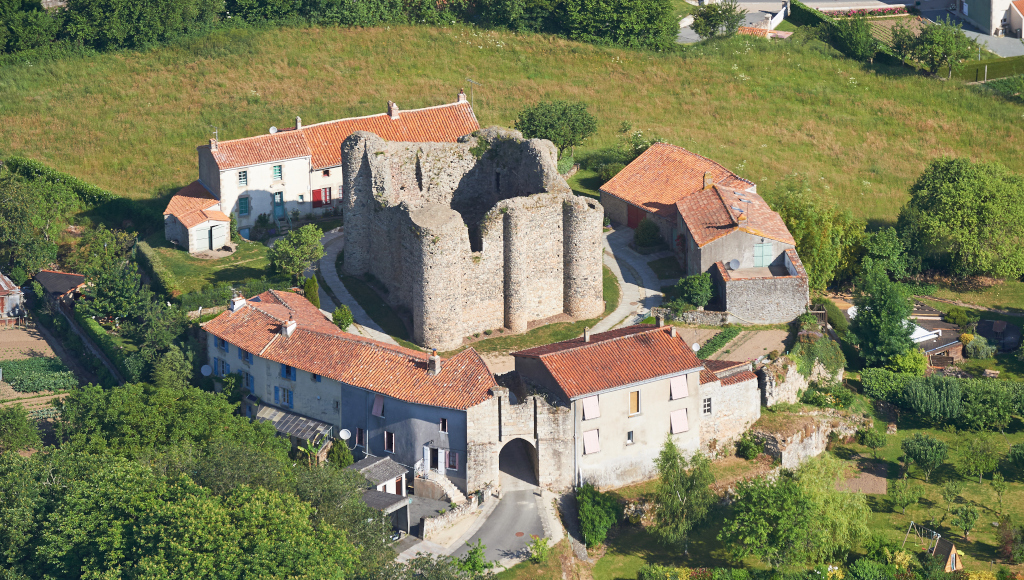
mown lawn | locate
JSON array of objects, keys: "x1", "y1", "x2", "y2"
[
  {"x1": 142, "y1": 232, "x2": 279, "y2": 296},
  {"x1": 926, "y1": 281, "x2": 1024, "y2": 315},
  {"x1": 2, "y1": 24, "x2": 1023, "y2": 224}
]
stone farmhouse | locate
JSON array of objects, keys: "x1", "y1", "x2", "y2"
[
  {"x1": 164, "y1": 91, "x2": 480, "y2": 253},
  {"x1": 601, "y1": 143, "x2": 808, "y2": 324},
  {"x1": 202, "y1": 291, "x2": 762, "y2": 499},
  {"x1": 511, "y1": 323, "x2": 760, "y2": 488},
  {"x1": 341, "y1": 127, "x2": 605, "y2": 351}
]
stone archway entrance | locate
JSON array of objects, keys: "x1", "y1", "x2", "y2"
[{"x1": 498, "y1": 438, "x2": 539, "y2": 490}]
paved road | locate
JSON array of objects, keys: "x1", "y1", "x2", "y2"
[
  {"x1": 450, "y1": 490, "x2": 543, "y2": 564},
  {"x1": 919, "y1": 9, "x2": 1024, "y2": 57},
  {"x1": 592, "y1": 226, "x2": 666, "y2": 332}
]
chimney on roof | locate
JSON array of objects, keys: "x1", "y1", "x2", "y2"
[
  {"x1": 458, "y1": 89, "x2": 468, "y2": 103},
  {"x1": 229, "y1": 295, "x2": 246, "y2": 312},
  {"x1": 295, "y1": 116, "x2": 302, "y2": 130},
  {"x1": 703, "y1": 172, "x2": 714, "y2": 189},
  {"x1": 210, "y1": 138, "x2": 218, "y2": 152},
  {"x1": 583, "y1": 327, "x2": 591, "y2": 342},
  {"x1": 428, "y1": 349, "x2": 441, "y2": 376},
  {"x1": 656, "y1": 314, "x2": 665, "y2": 327},
  {"x1": 282, "y1": 320, "x2": 297, "y2": 337},
  {"x1": 670, "y1": 326, "x2": 677, "y2": 338},
  {"x1": 387, "y1": 101, "x2": 400, "y2": 120}
]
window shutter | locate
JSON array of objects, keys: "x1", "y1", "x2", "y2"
[
  {"x1": 454, "y1": 452, "x2": 459, "y2": 471},
  {"x1": 274, "y1": 386, "x2": 280, "y2": 403},
  {"x1": 238, "y1": 349, "x2": 242, "y2": 360},
  {"x1": 312, "y1": 189, "x2": 323, "y2": 208},
  {"x1": 671, "y1": 409, "x2": 689, "y2": 434},
  {"x1": 583, "y1": 429, "x2": 600, "y2": 454},
  {"x1": 213, "y1": 357, "x2": 219, "y2": 376},
  {"x1": 225, "y1": 343, "x2": 229, "y2": 354},
  {"x1": 371, "y1": 394, "x2": 384, "y2": 417},
  {"x1": 225, "y1": 363, "x2": 230, "y2": 375},
  {"x1": 280, "y1": 363, "x2": 286, "y2": 378},
  {"x1": 248, "y1": 375, "x2": 254, "y2": 390},
  {"x1": 670, "y1": 376, "x2": 688, "y2": 400},
  {"x1": 581, "y1": 396, "x2": 600, "y2": 420},
  {"x1": 291, "y1": 367, "x2": 296, "y2": 380}
]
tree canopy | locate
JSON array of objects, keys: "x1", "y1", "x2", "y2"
[
  {"x1": 850, "y1": 260, "x2": 914, "y2": 367},
  {"x1": 690, "y1": 0, "x2": 745, "y2": 40},
  {"x1": 268, "y1": 224, "x2": 325, "y2": 283},
  {"x1": 514, "y1": 100, "x2": 598, "y2": 158},
  {"x1": 914, "y1": 15, "x2": 977, "y2": 77},
  {"x1": 653, "y1": 435, "x2": 716, "y2": 548}
]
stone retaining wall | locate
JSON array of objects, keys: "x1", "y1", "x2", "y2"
[
  {"x1": 420, "y1": 494, "x2": 480, "y2": 541},
  {"x1": 753, "y1": 410, "x2": 871, "y2": 470}
]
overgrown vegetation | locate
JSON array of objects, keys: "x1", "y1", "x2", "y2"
[
  {"x1": 0, "y1": 356, "x2": 77, "y2": 393},
  {"x1": 696, "y1": 325, "x2": 741, "y2": 358}
]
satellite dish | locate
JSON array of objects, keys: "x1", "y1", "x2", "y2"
[
  {"x1": 692, "y1": 343, "x2": 700, "y2": 352},
  {"x1": 200, "y1": 365, "x2": 212, "y2": 377},
  {"x1": 729, "y1": 259, "x2": 740, "y2": 270},
  {"x1": 340, "y1": 429, "x2": 352, "y2": 440},
  {"x1": 269, "y1": 126, "x2": 278, "y2": 134}
]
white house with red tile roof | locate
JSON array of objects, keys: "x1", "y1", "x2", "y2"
[
  {"x1": 601, "y1": 143, "x2": 808, "y2": 324},
  {"x1": 164, "y1": 90, "x2": 480, "y2": 247},
  {"x1": 511, "y1": 323, "x2": 760, "y2": 488},
  {"x1": 203, "y1": 288, "x2": 501, "y2": 494}
]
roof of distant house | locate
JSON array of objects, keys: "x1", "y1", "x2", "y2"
[
  {"x1": 1013, "y1": 0, "x2": 1024, "y2": 16},
  {"x1": 34, "y1": 270, "x2": 86, "y2": 296},
  {"x1": 256, "y1": 405, "x2": 333, "y2": 444},
  {"x1": 599, "y1": 143, "x2": 754, "y2": 218},
  {"x1": 361, "y1": 489, "x2": 408, "y2": 512},
  {"x1": 0, "y1": 271, "x2": 20, "y2": 296},
  {"x1": 164, "y1": 180, "x2": 230, "y2": 229},
  {"x1": 737, "y1": 26, "x2": 770, "y2": 38},
  {"x1": 202, "y1": 94, "x2": 480, "y2": 171},
  {"x1": 349, "y1": 456, "x2": 409, "y2": 486},
  {"x1": 512, "y1": 325, "x2": 705, "y2": 399},
  {"x1": 675, "y1": 184, "x2": 795, "y2": 247},
  {"x1": 203, "y1": 290, "x2": 496, "y2": 410}
]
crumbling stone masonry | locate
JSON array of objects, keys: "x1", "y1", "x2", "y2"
[{"x1": 342, "y1": 127, "x2": 605, "y2": 351}]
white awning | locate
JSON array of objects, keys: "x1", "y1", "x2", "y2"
[
  {"x1": 581, "y1": 396, "x2": 600, "y2": 420},
  {"x1": 583, "y1": 429, "x2": 600, "y2": 454},
  {"x1": 670, "y1": 376, "x2": 689, "y2": 400},
  {"x1": 670, "y1": 409, "x2": 689, "y2": 434}
]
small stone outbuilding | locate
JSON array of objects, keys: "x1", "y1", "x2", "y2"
[
  {"x1": 0, "y1": 271, "x2": 24, "y2": 326},
  {"x1": 163, "y1": 181, "x2": 231, "y2": 254}
]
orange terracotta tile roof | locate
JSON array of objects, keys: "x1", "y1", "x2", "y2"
[
  {"x1": 600, "y1": 143, "x2": 753, "y2": 218},
  {"x1": 702, "y1": 360, "x2": 745, "y2": 374},
  {"x1": 512, "y1": 325, "x2": 704, "y2": 399},
  {"x1": 721, "y1": 370, "x2": 758, "y2": 386},
  {"x1": 203, "y1": 290, "x2": 497, "y2": 410},
  {"x1": 738, "y1": 26, "x2": 770, "y2": 38},
  {"x1": 699, "y1": 368, "x2": 719, "y2": 385},
  {"x1": 676, "y1": 184, "x2": 795, "y2": 247},
  {"x1": 202, "y1": 99, "x2": 480, "y2": 171},
  {"x1": 164, "y1": 181, "x2": 229, "y2": 229},
  {"x1": 1013, "y1": 0, "x2": 1024, "y2": 15}
]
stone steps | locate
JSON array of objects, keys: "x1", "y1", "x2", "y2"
[{"x1": 425, "y1": 469, "x2": 467, "y2": 504}]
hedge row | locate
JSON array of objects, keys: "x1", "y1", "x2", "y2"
[
  {"x1": 0, "y1": 357, "x2": 78, "y2": 393},
  {"x1": 3, "y1": 156, "x2": 118, "y2": 206},
  {"x1": 136, "y1": 241, "x2": 179, "y2": 297},
  {"x1": 957, "y1": 56, "x2": 1024, "y2": 83},
  {"x1": 73, "y1": 308, "x2": 130, "y2": 380},
  {"x1": 697, "y1": 325, "x2": 741, "y2": 359},
  {"x1": 788, "y1": 0, "x2": 834, "y2": 27}
]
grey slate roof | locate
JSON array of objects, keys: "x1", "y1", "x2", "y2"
[
  {"x1": 349, "y1": 455, "x2": 408, "y2": 486},
  {"x1": 34, "y1": 270, "x2": 85, "y2": 296},
  {"x1": 361, "y1": 489, "x2": 408, "y2": 513},
  {"x1": 255, "y1": 405, "x2": 333, "y2": 444}
]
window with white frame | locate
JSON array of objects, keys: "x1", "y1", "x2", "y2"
[
  {"x1": 446, "y1": 451, "x2": 459, "y2": 470},
  {"x1": 274, "y1": 386, "x2": 293, "y2": 408},
  {"x1": 323, "y1": 186, "x2": 332, "y2": 203},
  {"x1": 629, "y1": 391, "x2": 640, "y2": 416},
  {"x1": 702, "y1": 397, "x2": 712, "y2": 416},
  {"x1": 626, "y1": 430, "x2": 634, "y2": 444},
  {"x1": 384, "y1": 431, "x2": 395, "y2": 453},
  {"x1": 272, "y1": 165, "x2": 282, "y2": 181},
  {"x1": 238, "y1": 171, "x2": 248, "y2": 187}
]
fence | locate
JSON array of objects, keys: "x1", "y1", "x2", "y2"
[
  {"x1": 769, "y1": 3, "x2": 789, "y2": 29},
  {"x1": 957, "y1": 56, "x2": 1024, "y2": 82}
]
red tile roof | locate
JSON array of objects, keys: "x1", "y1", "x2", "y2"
[
  {"x1": 737, "y1": 26, "x2": 770, "y2": 38},
  {"x1": 699, "y1": 368, "x2": 719, "y2": 385},
  {"x1": 512, "y1": 325, "x2": 704, "y2": 399},
  {"x1": 676, "y1": 184, "x2": 795, "y2": 247},
  {"x1": 600, "y1": 143, "x2": 753, "y2": 217},
  {"x1": 0, "y1": 271, "x2": 18, "y2": 296},
  {"x1": 202, "y1": 98, "x2": 480, "y2": 171},
  {"x1": 1013, "y1": 0, "x2": 1024, "y2": 16},
  {"x1": 164, "y1": 181, "x2": 230, "y2": 229},
  {"x1": 203, "y1": 290, "x2": 497, "y2": 410},
  {"x1": 722, "y1": 370, "x2": 758, "y2": 386}
]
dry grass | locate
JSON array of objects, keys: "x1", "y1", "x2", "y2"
[{"x1": 1, "y1": 25, "x2": 1022, "y2": 223}]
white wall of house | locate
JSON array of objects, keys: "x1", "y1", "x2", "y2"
[
  {"x1": 309, "y1": 166, "x2": 344, "y2": 214},
  {"x1": 376, "y1": 473, "x2": 407, "y2": 496},
  {"x1": 213, "y1": 157, "x2": 312, "y2": 230},
  {"x1": 187, "y1": 220, "x2": 229, "y2": 254}
]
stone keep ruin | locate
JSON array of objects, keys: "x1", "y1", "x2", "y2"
[{"x1": 341, "y1": 127, "x2": 605, "y2": 351}]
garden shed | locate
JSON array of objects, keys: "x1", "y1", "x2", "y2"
[{"x1": 163, "y1": 181, "x2": 231, "y2": 254}]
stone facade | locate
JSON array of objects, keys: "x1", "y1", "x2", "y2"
[
  {"x1": 754, "y1": 411, "x2": 870, "y2": 470},
  {"x1": 712, "y1": 249, "x2": 809, "y2": 325},
  {"x1": 758, "y1": 356, "x2": 845, "y2": 407},
  {"x1": 341, "y1": 127, "x2": 604, "y2": 350}
]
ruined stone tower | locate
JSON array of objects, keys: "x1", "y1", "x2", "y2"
[{"x1": 341, "y1": 127, "x2": 604, "y2": 351}]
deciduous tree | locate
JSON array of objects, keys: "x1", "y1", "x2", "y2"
[
  {"x1": 851, "y1": 259, "x2": 914, "y2": 367},
  {"x1": 653, "y1": 435, "x2": 716, "y2": 549},
  {"x1": 956, "y1": 433, "x2": 1002, "y2": 484},
  {"x1": 691, "y1": 0, "x2": 746, "y2": 40},
  {"x1": 718, "y1": 475, "x2": 814, "y2": 567},
  {"x1": 303, "y1": 275, "x2": 320, "y2": 309},
  {"x1": 268, "y1": 224, "x2": 325, "y2": 283},
  {"x1": 888, "y1": 477, "x2": 920, "y2": 515},
  {"x1": 901, "y1": 433, "x2": 947, "y2": 482},
  {"x1": 952, "y1": 503, "x2": 979, "y2": 540},
  {"x1": 914, "y1": 15, "x2": 977, "y2": 78},
  {"x1": 514, "y1": 100, "x2": 598, "y2": 158},
  {"x1": 0, "y1": 405, "x2": 40, "y2": 454}
]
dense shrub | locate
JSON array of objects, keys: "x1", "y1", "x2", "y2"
[
  {"x1": 598, "y1": 162, "x2": 625, "y2": 183},
  {"x1": 901, "y1": 375, "x2": 962, "y2": 425},
  {"x1": 827, "y1": 17, "x2": 878, "y2": 62},
  {"x1": 333, "y1": 305, "x2": 354, "y2": 331},
  {"x1": 634, "y1": 218, "x2": 662, "y2": 248},
  {"x1": 0, "y1": 404, "x2": 41, "y2": 453},
  {"x1": 696, "y1": 325, "x2": 741, "y2": 358},
  {"x1": 1009, "y1": 443, "x2": 1024, "y2": 473},
  {"x1": 790, "y1": 336, "x2": 846, "y2": 377},
  {"x1": 577, "y1": 482, "x2": 621, "y2": 547},
  {"x1": 811, "y1": 296, "x2": 849, "y2": 336},
  {"x1": 860, "y1": 368, "x2": 911, "y2": 402},
  {"x1": 959, "y1": 379, "x2": 1016, "y2": 432},
  {"x1": 673, "y1": 273, "x2": 713, "y2": 308},
  {"x1": 74, "y1": 308, "x2": 131, "y2": 379},
  {"x1": 735, "y1": 431, "x2": 765, "y2": 460},
  {"x1": 562, "y1": 0, "x2": 677, "y2": 50},
  {"x1": 0, "y1": 357, "x2": 78, "y2": 393},
  {"x1": 944, "y1": 306, "x2": 979, "y2": 328},
  {"x1": 965, "y1": 335, "x2": 996, "y2": 359},
  {"x1": 179, "y1": 282, "x2": 234, "y2": 312},
  {"x1": 800, "y1": 380, "x2": 854, "y2": 410},
  {"x1": 885, "y1": 349, "x2": 927, "y2": 376},
  {"x1": 3, "y1": 156, "x2": 118, "y2": 205}
]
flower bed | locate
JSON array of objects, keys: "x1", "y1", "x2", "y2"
[{"x1": 828, "y1": 6, "x2": 907, "y2": 17}]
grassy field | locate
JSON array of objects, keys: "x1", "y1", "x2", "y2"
[
  {"x1": 142, "y1": 232, "x2": 276, "y2": 295},
  {"x1": 925, "y1": 281, "x2": 1024, "y2": 315},
  {"x1": 2, "y1": 25, "x2": 1023, "y2": 225}
]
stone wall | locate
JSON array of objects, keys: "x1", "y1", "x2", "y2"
[
  {"x1": 698, "y1": 374, "x2": 761, "y2": 456},
  {"x1": 650, "y1": 306, "x2": 729, "y2": 326},
  {"x1": 420, "y1": 493, "x2": 480, "y2": 541},
  {"x1": 342, "y1": 127, "x2": 603, "y2": 351},
  {"x1": 758, "y1": 356, "x2": 845, "y2": 407},
  {"x1": 714, "y1": 255, "x2": 809, "y2": 325},
  {"x1": 753, "y1": 411, "x2": 871, "y2": 470}
]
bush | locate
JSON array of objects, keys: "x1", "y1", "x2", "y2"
[
  {"x1": 885, "y1": 349, "x2": 927, "y2": 376},
  {"x1": 828, "y1": 17, "x2": 878, "y2": 62},
  {"x1": 664, "y1": 298, "x2": 696, "y2": 317},
  {"x1": 0, "y1": 357, "x2": 78, "y2": 393},
  {"x1": 599, "y1": 162, "x2": 625, "y2": 183},
  {"x1": 136, "y1": 240, "x2": 178, "y2": 297},
  {"x1": 861, "y1": 368, "x2": 912, "y2": 402},
  {"x1": 790, "y1": 336, "x2": 846, "y2": 378},
  {"x1": 326, "y1": 440, "x2": 354, "y2": 468},
  {"x1": 577, "y1": 482, "x2": 620, "y2": 547},
  {"x1": 812, "y1": 296, "x2": 849, "y2": 336},
  {"x1": 0, "y1": 405, "x2": 41, "y2": 453},
  {"x1": 3, "y1": 156, "x2": 118, "y2": 206},
  {"x1": 528, "y1": 535, "x2": 550, "y2": 564},
  {"x1": 1009, "y1": 443, "x2": 1024, "y2": 474},
  {"x1": 74, "y1": 308, "x2": 130, "y2": 378},
  {"x1": 333, "y1": 305, "x2": 354, "y2": 331},
  {"x1": 965, "y1": 335, "x2": 996, "y2": 359},
  {"x1": 304, "y1": 276, "x2": 320, "y2": 309},
  {"x1": 735, "y1": 431, "x2": 765, "y2": 460},
  {"x1": 945, "y1": 306, "x2": 979, "y2": 328},
  {"x1": 673, "y1": 273, "x2": 713, "y2": 308},
  {"x1": 801, "y1": 380, "x2": 854, "y2": 410},
  {"x1": 179, "y1": 282, "x2": 234, "y2": 312},
  {"x1": 634, "y1": 218, "x2": 662, "y2": 248},
  {"x1": 697, "y1": 325, "x2": 741, "y2": 358}
]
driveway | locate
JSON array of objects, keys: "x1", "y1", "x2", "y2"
[
  {"x1": 593, "y1": 226, "x2": 666, "y2": 332},
  {"x1": 919, "y1": 9, "x2": 1024, "y2": 57}
]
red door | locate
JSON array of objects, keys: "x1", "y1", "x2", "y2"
[
  {"x1": 627, "y1": 204, "x2": 643, "y2": 229},
  {"x1": 312, "y1": 188, "x2": 323, "y2": 208}
]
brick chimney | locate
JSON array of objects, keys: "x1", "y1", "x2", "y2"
[
  {"x1": 387, "y1": 101, "x2": 400, "y2": 120},
  {"x1": 583, "y1": 327, "x2": 591, "y2": 342},
  {"x1": 458, "y1": 89, "x2": 468, "y2": 103},
  {"x1": 282, "y1": 313, "x2": 297, "y2": 337},
  {"x1": 703, "y1": 172, "x2": 714, "y2": 189},
  {"x1": 229, "y1": 295, "x2": 246, "y2": 312},
  {"x1": 209, "y1": 137, "x2": 218, "y2": 152},
  {"x1": 295, "y1": 116, "x2": 302, "y2": 130},
  {"x1": 428, "y1": 349, "x2": 441, "y2": 376}
]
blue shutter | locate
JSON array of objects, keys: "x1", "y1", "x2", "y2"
[
  {"x1": 238, "y1": 349, "x2": 242, "y2": 360},
  {"x1": 226, "y1": 363, "x2": 230, "y2": 375},
  {"x1": 281, "y1": 363, "x2": 286, "y2": 378},
  {"x1": 274, "y1": 386, "x2": 280, "y2": 404},
  {"x1": 213, "y1": 357, "x2": 219, "y2": 376},
  {"x1": 249, "y1": 375, "x2": 254, "y2": 390},
  {"x1": 291, "y1": 367, "x2": 297, "y2": 381},
  {"x1": 225, "y1": 342, "x2": 229, "y2": 354}
]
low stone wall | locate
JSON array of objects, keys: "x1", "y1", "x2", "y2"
[
  {"x1": 413, "y1": 476, "x2": 448, "y2": 501},
  {"x1": 758, "y1": 356, "x2": 844, "y2": 407},
  {"x1": 650, "y1": 306, "x2": 729, "y2": 326},
  {"x1": 420, "y1": 494, "x2": 480, "y2": 541},
  {"x1": 753, "y1": 410, "x2": 871, "y2": 470}
]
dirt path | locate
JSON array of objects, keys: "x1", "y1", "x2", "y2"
[
  {"x1": 710, "y1": 330, "x2": 788, "y2": 361},
  {"x1": 918, "y1": 295, "x2": 1024, "y2": 318},
  {"x1": 837, "y1": 456, "x2": 888, "y2": 494}
]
